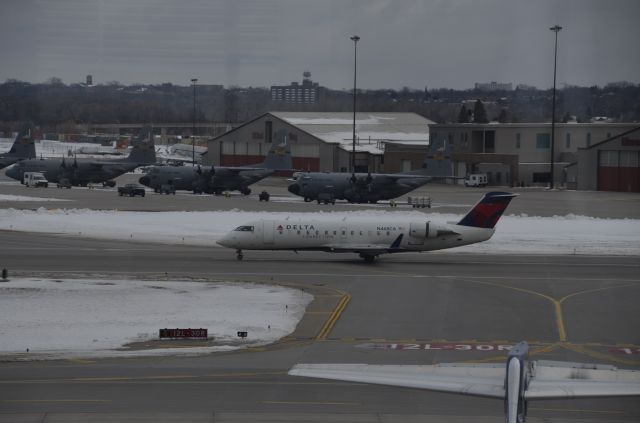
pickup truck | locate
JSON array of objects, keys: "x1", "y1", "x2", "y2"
[{"x1": 118, "y1": 183, "x2": 146, "y2": 197}]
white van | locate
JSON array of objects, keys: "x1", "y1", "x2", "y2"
[
  {"x1": 464, "y1": 173, "x2": 488, "y2": 187},
  {"x1": 24, "y1": 172, "x2": 49, "y2": 188}
]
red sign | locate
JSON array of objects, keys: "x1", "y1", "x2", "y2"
[
  {"x1": 621, "y1": 138, "x2": 640, "y2": 146},
  {"x1": 159, "y1": 328, "x2": 208, "y2": 339}
]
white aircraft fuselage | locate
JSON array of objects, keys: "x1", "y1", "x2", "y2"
[
  {"x1": 219, "y1": 192, "x2": 517, "y2": 261},
  {"x1": 218, "y1": 219, "x2": 493, "y2": 254}
]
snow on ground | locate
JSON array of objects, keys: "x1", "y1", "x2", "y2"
[
  {"x1": 0, "y1": 208, "x2": 639, "y2": 255},
  {"x1": 0, "y1": 194, "x2": 71, "y2": 202},
  {"x1": 0, "y1": 278, "x2": 312, "y2": 359}
]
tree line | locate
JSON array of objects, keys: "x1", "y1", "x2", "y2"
[{"x1": 1, "y1": 78, "x2": 638, "y2": 134}]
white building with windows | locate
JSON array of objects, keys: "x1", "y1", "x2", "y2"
[{"x1": 429, "y1": 122, "x2": 639, "y2": 189}]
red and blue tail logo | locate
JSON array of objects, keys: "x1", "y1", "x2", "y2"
[{"x1": 457, "y1": 192, "x2": 516, "y2": 229}]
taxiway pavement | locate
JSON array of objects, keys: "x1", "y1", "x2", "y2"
[{"x1": 1, "y1": 174, "x2": 639, "y2": 422}]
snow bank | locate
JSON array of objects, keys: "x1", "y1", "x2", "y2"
[
  {"x1": 0, "y1": 208, "x2": 638, "y2": 255},
  {"x1": 0, "y1": 278, "x2": 312, "y2": 359}
]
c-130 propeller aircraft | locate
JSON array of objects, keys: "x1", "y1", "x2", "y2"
[
  {"x1": 6, "y1": 126, "x2": 156, "y2": 186},
  {"x1": 287, "y1": 138, "x2": 453, "y2": 204},
  {"x1": 138, "y1": 136, "x2": 292, "y2": 195}
]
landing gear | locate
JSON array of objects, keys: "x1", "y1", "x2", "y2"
[
  {"x1": 359, "y1": 253, "x2": 376, "y2": 263},
  {"x1": 236, "y1": 249, "x2": 244, "y2": 261},
  {"x1": 240, "y1": 187, "x2": 251, "y2": 195}
]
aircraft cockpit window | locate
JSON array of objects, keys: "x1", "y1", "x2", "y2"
[{"x1": 234, "y1": 225, "x2": 254, "y2": 232}]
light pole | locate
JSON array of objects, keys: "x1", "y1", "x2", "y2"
[
  {"x1": 549, "y1": 25, "x2": 562, "y2": 189},
  {"x1": 191, "y1": 78, "x2": 198, "y2": 166},
  {"x1": 350, "y1": 35, "x2": 360, "y2": 174}
]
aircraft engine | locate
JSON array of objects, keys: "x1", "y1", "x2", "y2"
[{"x1": 409, "y1": 221, "x2": 439, "y2": 239}]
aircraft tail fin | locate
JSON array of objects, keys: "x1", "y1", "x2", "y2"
[
  {"x1": 260, "y1": 130, "x2": 293, "y2": 170},
  {"x1": 404, "y1": 139, "x2": 453, "y2": 177},
  {"x1": 457, "y1": 192, "x2": 516, "y2": 229},
  {"x1": 126, "y1": 126, "x2": 156, "y2": 164},
  {"x1": 8, "y1": 124, "x2": 36, "y2": 159}
]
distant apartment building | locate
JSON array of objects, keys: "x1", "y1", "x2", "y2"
[
  {"x1": 271, "y1": 72, "x2": 325, "y2": 104},
  {"x1": 474, "y1": 81, "x2": 513, "y2": 91}
]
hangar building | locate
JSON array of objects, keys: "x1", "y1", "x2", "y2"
[{"x1": 205, "y1": 112, "x2": 433, "y2": 173}]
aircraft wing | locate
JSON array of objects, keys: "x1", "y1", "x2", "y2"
[
  {"x1": 215, "y1": 167, "x2": 270, "y2": 176},
  {"x1": 322, "y1": 234, "x2": 407, "y2": 254},
  {"x1": 524, "y1": 361, "x2": 640, "y2": 400},
  {"x1": 289, "y1": 363, "x2": 506, "y2": 399}
]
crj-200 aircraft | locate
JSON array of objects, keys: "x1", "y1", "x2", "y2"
[
  {"x1": 6, "y1": 126, "x2": 156, "y2": 186},
  {"x1": 0, "y1": 124, "x2": 36, "y2": 169},
  {"x1": 289, "y1": 341, "x2": 640, "y2": 423},
  {"x1": 287, "y1": 139, "x2": 453, "y2": 204},
  {"x1": 138, "y1": 137, "x2": 292, "y2": 195},
  {"x1": 218, "y1": 191, "x2": 516, "y2": 261}
]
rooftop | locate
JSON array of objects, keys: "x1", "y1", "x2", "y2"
[{"x1": 271, "y1": 112, "x2": 433, "y2": 155}]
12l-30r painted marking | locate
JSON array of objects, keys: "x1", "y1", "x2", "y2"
[{"x1": 359, "y1": 343, "x2": 514, "y2": 351}]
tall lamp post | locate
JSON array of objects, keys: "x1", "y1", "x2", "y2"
[
  {"x1": 549, "y1": 25, "x2": 562, "y2": 189},
  {"x1": 191, "y1": 78, "x2": 198, "y2": 166},
  {"x1": 350, "y1": 35, "x2": 360, "y2": 174}
]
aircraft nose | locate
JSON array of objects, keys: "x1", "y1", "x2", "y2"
[
  {"x1": 217, "y1": 233, "x2": 235, "y2": 248},
  {"x1": 5, "y1": 164, "x2": 20, "y2": 180},
  {"x1": 287, "y1": 183, "x2": 300, "y2": 195},
  {"x1": 138, "y1": 176, "x2": 150, "y2": 186}
]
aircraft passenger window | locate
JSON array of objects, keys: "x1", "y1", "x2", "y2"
[
  {"x1": 297, "y1": 230, "x2": 301, "y2": 234},
  {"x1": 333, "y1": 231, "x2": 337, "y2": 235},
  {"x1": 350, "y1": 231, "x2": 354, "y2": 235},
  {"x1": 377, "y1": 231, "x2": 381, "y2": 236},
  {"x1": 325, "y1": 230, "x2": 328, "y2": 235},
  {"x1": 341, "y1": 231, "x2": 346, "y2": 235},
  {"x1": 359, "y1": 231, "x2": 363, "y2": 236},
  {"x1": 315, "y1": 230, "x2": 319, "y2": 235},
  {"x1": 234, "y1": 226, "x2": 254, "y2": 232},
  {"x1": 386, "y1": 231, "x2": 390, "y2": 236}
]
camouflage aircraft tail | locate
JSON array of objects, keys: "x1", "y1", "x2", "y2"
[
  {"x1": 126, "y1": 126, "x2": 156, "y2": 164},
  {"x1": 405, "y1": 138, "x2": 453, "y2": 177},
  {"x1": 6, "y1": 124, "x2": 36, "y2": 159},
  {"x1": 259, "y1": 130, "x2": 292, "y2": 170}
]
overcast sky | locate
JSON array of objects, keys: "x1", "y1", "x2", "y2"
[{"x1": 1, "y1": 0, "x2": 638, "y2": 90}]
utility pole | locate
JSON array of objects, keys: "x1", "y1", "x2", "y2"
[
  {"x1": 350, "y1": 35, "x2": 360, "y2": 174},
  {"x1": 191, "y1": 78, "x2": 198, "y2": 166},
  {"x1": 549, "y1": 25, "x2": 562, "y2": 189}
]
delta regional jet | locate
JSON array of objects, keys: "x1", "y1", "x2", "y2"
[
  {"x1": 218, "y1": 191, "x2": 516, "y2": 261},
  {"x1": 289, "y1": 341, "x2": 640, "y2": 423}
]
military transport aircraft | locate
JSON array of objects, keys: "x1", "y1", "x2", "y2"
[
  {"x1": 287, "y1": 139, "x2": 453, "y2": 204},
  {"x1": 5, "y1": 126, "x2": 156, "y2": 186},
  {"x1": 0, "y1": 124, "x2": 36, "y2": 169},
  {"x1": 218, "y1": 191, "x2": 516, "y2": 261},
  {"x1": 138, "y1": 138, "x2": 292, "y2": 195},
  {"x1": 289, "y1": 341, "x2": 640, "y2": 423}
]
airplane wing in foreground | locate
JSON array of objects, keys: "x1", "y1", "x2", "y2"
[
  {"x1": 525, "y1": 360, "x2": 640, "y2": 399},
  {"x1": 289, "y1": 363, "x2": 506, "y2": 398},
  {"x1": 289, "y1": 360, "x2": 640, "y2": 400}
]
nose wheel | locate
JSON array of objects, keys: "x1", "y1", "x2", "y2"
[{"x1": 236, "y1": 249, "x2": 244, "y2": 261}]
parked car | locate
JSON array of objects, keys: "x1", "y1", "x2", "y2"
[
  {"x1": 57, "y1": 178, "x2": 72, "y2": 189},
  {"x1": 464, "y1": 173, "x2": 488, "y2": 187},
  {"x1": 160, "y1": 184, "x2": 176, "y2": 195},
  {"x1": 118, "y1": 183, "x2": 146, "y2": 197}
]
